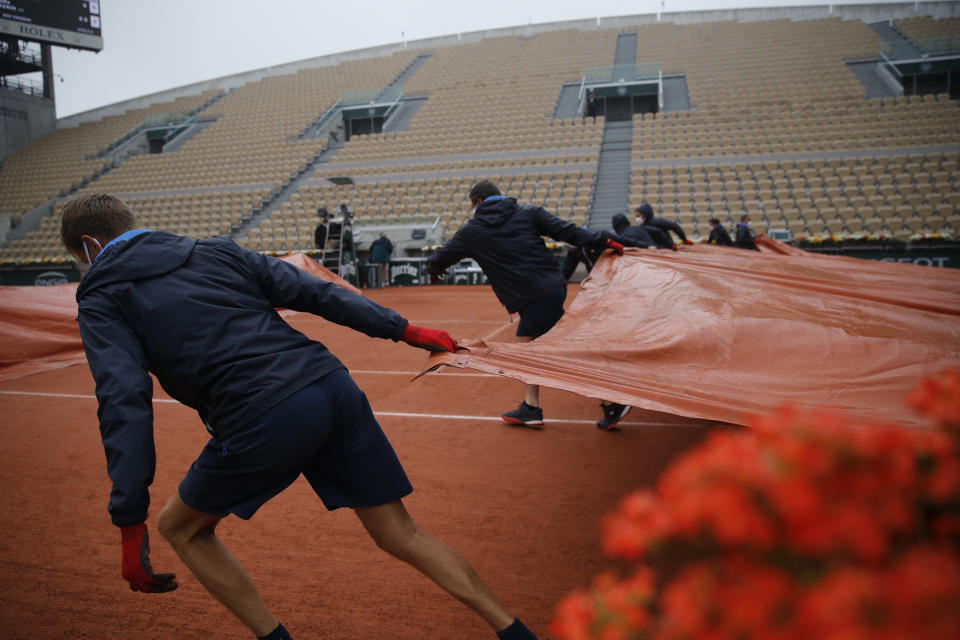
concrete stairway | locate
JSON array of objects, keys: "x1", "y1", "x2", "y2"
[
  {"x1": 587, "y1": 119, "x2": 634, "y2": 231},
  {"x1": 230, "y1": 137, "x2": 344, "y2": 240},
  {"x1": 662, "y1": 76, "x2": 691, "y2": 111},
  {"x1": 614, "y1": 31, "x2": 638, "y2": 66},
  {"x1": 383, "y1": 96, "x2": 428, "y2": 133},
  {"x1": 869, "y1": 21, "x2": 924, "y2": 58},
  {"x1": 552, "y1": 83, "x2": 582, "y2": 119},
  {"x1": 377, "y1": 54, "x2": 432, "y2": 101}
]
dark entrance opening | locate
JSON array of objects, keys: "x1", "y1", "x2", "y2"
[
  {"x1": 346, "y1": 116, "x2": 384, "y2": 140},
  {"x1": 597, "y1": 94, "x2": 659, "y2": 121}
]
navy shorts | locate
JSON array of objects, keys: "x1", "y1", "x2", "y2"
[
  {"x1": 178, "y1": 369, "x2": 412, "y2": 519},
  {"x1": 516, "y1": 283, "x2": 567, "y2": 338}
]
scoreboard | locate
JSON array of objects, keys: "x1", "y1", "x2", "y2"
[{"x1": 0, "y1": 1, "x2": 103, "y2": 52}]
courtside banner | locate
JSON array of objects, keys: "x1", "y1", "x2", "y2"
[{"x1": 422, "y1": 238, "x2": 960, "y2": 428}]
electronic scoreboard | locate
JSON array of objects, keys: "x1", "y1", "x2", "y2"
[{"x1": 0, "y1": 1, "x2": 103, "y2": 52}]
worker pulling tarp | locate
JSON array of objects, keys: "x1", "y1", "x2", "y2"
[
  {"x1": 421, "y1": 242, "x2": 960, "y2": 427},
  {"x1": 0, "y1": 253, "x2": 356, "y2": 382}
]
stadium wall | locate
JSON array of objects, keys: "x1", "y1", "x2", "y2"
[
  {"x1": 56, "y1": 2, "x2": 958, "y2": 129},
  {"x1": 1, "y1": 88, "x2": 55, "y2": 159}
]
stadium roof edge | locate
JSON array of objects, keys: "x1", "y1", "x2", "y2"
[{"x1": 56, "y1": 1, "x2": 958, "y2": 130}]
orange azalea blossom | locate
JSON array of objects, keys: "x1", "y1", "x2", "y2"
[
  {"x1": 603, "y1": 490, "x2": 671, "y2": 562},
  {"x1": 907, "y1": 368, "x2": 960, "y2": 429},
  {"x1": 551, "y1": 369, "x2": 960, "y2": 640}
]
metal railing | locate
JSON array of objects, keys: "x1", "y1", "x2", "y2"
[
  {"x1": 583, "y1": 63, "x2": 661, "y2": 84},
  {"x1": 880, "y1": 35, "x2": 960, "y2": 61},
  {"x1": 340, "y1": 88, "x2": 382, "y2": 105},
  {"x1": 0, "y1": 75, "x2": 44, "y2": 96}
]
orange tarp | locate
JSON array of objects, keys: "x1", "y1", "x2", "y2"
[
  {"x1": 0, "y1": 253, "x2": 356, "y2": 382},
  {"x1": 423, "y1": 241, "x2": 960, "y2": 427}
]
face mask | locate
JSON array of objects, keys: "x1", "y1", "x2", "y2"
[
  {"x1": 82, "y1": 237, "x2": 103, "y2": 265},
  {"x1": 470, "y1": 206, "x2": 477, "y2": 216}
]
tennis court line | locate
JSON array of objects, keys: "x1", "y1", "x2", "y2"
[
  {"x1": 351, "y1": 369, "x2": 496, "y2": 378},
  {"x1": 0, "y1": 390, "x2": 708, "y2": 428}
]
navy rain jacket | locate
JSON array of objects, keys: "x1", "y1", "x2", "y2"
[
  {"x1": 645, "y1": 216, "x2": 688, "y2": 244},
  {"x1": 735, "y1": 222, "x2": 760, "y2": 250},
  {"x1": 427, "y1": 197, "x2": 607, "y2": 313},
  {"x1": 611, "y1": 213, "x2": 655, "y2": 249},
  {"x1": 76, "y1": 231, "x2": 408, "y2": 526}
]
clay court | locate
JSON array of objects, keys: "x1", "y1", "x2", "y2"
[{"x1": 0, "y1": 284, "x2": 716, "y2": 640}]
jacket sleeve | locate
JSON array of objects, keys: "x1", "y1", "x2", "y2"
[
  {"x1": 427, "y1": 229, "x2": 469, "y2": 273},
  {"x1": 659, "y1": 218, "x2": 688, "y2": 243},
  {"x1": 531, "y1": 207, "x2": 606, "y2": 249},
  {"x1": 242, "y1": 247, "x2": 408, "y2": 340},
  {"x1": 78, "y1": 301, "x2": 156, "y2": 527}
]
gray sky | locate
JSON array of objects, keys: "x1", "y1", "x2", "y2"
[{"x1": 48, "y1": 0, "x2": 908, "y2": 118}]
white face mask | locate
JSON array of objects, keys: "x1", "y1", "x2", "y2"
[
  {"x1": 82, "y1": 237, "x2": 103, "y2": 265},
  {"x1": 470, "y1": 206, "x2": 477, "y2": 216}
]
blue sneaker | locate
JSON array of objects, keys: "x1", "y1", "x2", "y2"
[
  {"x1": 597, "y1": 403, "x2": 631, "y2": 430},
  {"x1": 501, "y1": 402, "x2": 544, "y2": 428}
]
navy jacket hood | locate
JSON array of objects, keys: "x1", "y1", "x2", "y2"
[
  {"x1": 77, "y1": 231, "x2": 196, "y2": 300},
  {"x1": 612, "y1": 213, "x2": 630, "y2": 234},
  {"x1": 473, "y1": 197, "x2": 517, "y2": 227}
]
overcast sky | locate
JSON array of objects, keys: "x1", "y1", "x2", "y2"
[{"x1": 48, "y1": 0, "x2": 911, "y2": 118}]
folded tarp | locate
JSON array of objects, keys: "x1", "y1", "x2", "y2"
[
  {"x1": 0, "y1": 253, "x2": 356, "y2": 381},
  {"x1": 422, "y1": 241, "x2": 960, "y2": 427}
]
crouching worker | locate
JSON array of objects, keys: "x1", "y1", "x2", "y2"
[
  {"x1": 62, "y1": 193, "x2": 544, "y2": 640},
  {"x1": 427, "y1": 180, "x2": 631, "y2": 431}
]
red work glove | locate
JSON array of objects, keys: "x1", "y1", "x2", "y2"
[
  {"x1": 684, "y1": 239, "x2": 694, "y2": 245},
  {"x1": 402, "y1": 324, "x2": 458, "y2": 352},
  {"x1": 671, "y1": 244, "x2": 679, "y2": 251},
  {"x1": 120, "y1": 523, "x2": 177, "y2": 593},
  {"x1": 605, "y1": 239, "x2": 624, "y2": 256}
]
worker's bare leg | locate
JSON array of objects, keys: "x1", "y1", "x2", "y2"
[
  {"x1": 158, "y1": 492, "x2": 279, "y2": 637},
  {"x1": 355, "y1": 500, "x2": 515, "y2": 632}
]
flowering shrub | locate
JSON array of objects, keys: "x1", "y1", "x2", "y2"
[{"x1": 551, "y1": 369, "x2": 960, "y2": 640}]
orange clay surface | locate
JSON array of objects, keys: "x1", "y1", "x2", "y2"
[{"x1": 0, "y1": 284, "x2": 718, "y2": 640}]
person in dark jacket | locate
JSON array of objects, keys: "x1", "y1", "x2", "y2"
[
  {"x1": 313, "y1": 206, "x2": 329, "y2": 251},
  {"x1": 61, "y1": 193, "x2": 545, "y2": 640},
  {"x1": 635, "y1": 202, "x2": 691, "y2": 245},
  {"x1": 612, "y1": 212, "x2": 677, "y2": 251},
  {"x1": 369, "y1": 232, "x2": 394, "y2": 285},
  {"x1": 707, "y1": 217, "x2": 734, "y2": 246},
  {"x1": 562, "y1": 228, "x2": 646, "y2": 280},
  {"x1": 735, "y1": 213, "x2": 760, "y2": 251},
  {"x1": 427, "y1": 181, "x2": 630, "y2": 431}
]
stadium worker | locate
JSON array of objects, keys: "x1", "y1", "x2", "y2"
[
  {"x1": 369, "y1": 231, "x2": 394, "y2": 286},
  {"x1": 313, "y1": 206, "x2": 329, "y2": 251},
  {"x1": 61, "y1": 193, "x2": 546, "y2": 640},
  {"x1": 635, "y1": 202, "x2": 691, "y2": 246},
  {"x1": 735, "y1": 213, "x2": 761, "y2": 250},
  {"x1": 611, "y1": 211, "x2": 677, "y2": 251},
  {"x1": 707, "y1": 217, "x2": 734, "y2": 246},
  {"x1": 562, "y1": 218, "x2": 651, "y2": 280},
  {"x1": 427, "y1": 180, "x2": 632, "y2": 431}
]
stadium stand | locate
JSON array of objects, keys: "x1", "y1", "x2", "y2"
[{"x1": 1, "y1": 7, "x2": 958, "y2": 267}]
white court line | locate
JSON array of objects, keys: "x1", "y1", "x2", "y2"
[
  {"x1": 351, "y1": 369, "x2": 496, "y2": 378},
  {"x1": 0, "y1": 390, "x2": 707, "y2": 428},
  {"x1": 406, "y1": 319, "x2": 504, "y2": 324}
]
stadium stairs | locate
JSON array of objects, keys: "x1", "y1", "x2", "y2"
[
  {"x1": 588, "y1": 119, "x2": 634, "y2": 230},
  {"x1": 91, "y1": 89, "x2": 231, "y2": 160},
  {"x1": 868, "y1": 20, "x2": 925, "y2": 59},
  {"x1": 587, "y1": 31, "x2": 638, "y2": 230},
  {"x1": 1, "y1": 161, "x2": 119, "y2": 249},
  {"x1": 552, "y1": 83, "x2": 583, "y2": 119},
  {"x1": 230, "y1": 136, "x2": 345, "y2": 241}
]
